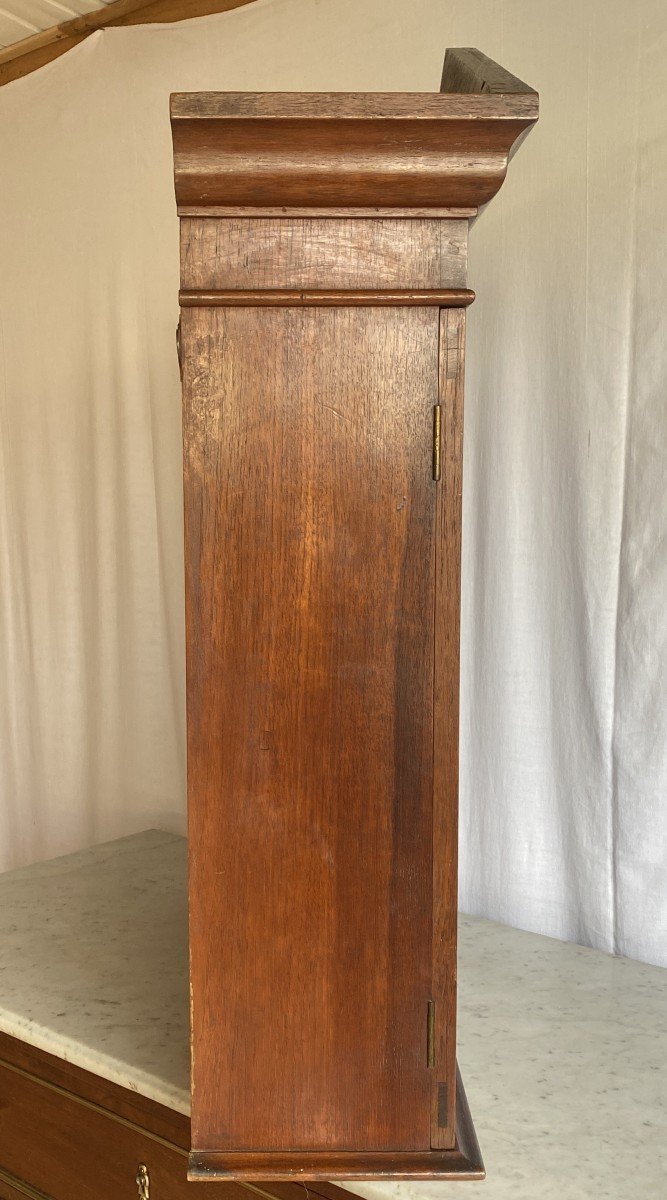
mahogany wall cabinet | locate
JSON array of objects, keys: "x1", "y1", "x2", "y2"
[{"x1": 171, "y1": 48, "x2": 538, "y2": 1183}]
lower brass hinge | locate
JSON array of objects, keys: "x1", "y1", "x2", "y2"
[{"x1": 432, "y1": 405, "x2": 442, "y2": 481}]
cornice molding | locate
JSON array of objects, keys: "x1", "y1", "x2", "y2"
[{"x1": 170, "y1": 73, "x2": 538, "y2": 213}]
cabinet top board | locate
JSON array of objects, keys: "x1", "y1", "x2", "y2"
[{"x1": 171, "y1": 47, "x2": 538, "y2": 215}]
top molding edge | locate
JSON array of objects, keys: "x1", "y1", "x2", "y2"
[
  {"x1": 169, "y1": 92, "x2": 538, "y2": 122},
  {"x1": 170, "y1": 47, "x2": 538, "y2": 212}
]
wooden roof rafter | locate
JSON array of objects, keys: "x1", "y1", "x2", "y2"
[{"x1": 0, "y1": 0, "x2": 260, "y2": 87}]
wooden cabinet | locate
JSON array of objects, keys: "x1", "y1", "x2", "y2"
[{"x1": 171, "y1": 47, "x2": 538, "y2": 1182}]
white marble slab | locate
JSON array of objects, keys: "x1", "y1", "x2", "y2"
[
  {"x1": 347, "y1": 914, "x2": 667, "y2": 1200},
  {"x1": 0, "y1": 831, "x2": 665, "y2": 1199},
  {"x1": 0, "y1": 829, "x2": 190, "y2": 1114}
]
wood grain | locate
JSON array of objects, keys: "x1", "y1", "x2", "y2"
[
  {"x1": 189, "y1": 1147, "x2": 483, "y2": 1182},
  {"x1": 180, "y1": 218, "x2": 468, "y2": 291},
  {"x1": 177, "y1": 207, "x2": 477, "y2": 219},
  {"x1": 0, "y1": 1033, "x2": 363, "y2": 1200},
  {"x1": 170, "y1": 88, "x2": 538, "y2": 212},
  {"x1": 171, "y1": 91, "x2": 538, "y2": 120},
  {"x1": 188, "y1": 1069, "x2": 484, "y2": 1179},
  {"x1": 0, "y1": 1031, "x2": 186, "y2": 1148},
  {"x1": 185, "y1": 305, "x2": 438, "y2": 1154},
  {"x1": 0, "y1": 1057, "x2": 226, "y2": 1200},
  {"x1": 0, "y1": 1167, "x2": 52, "y2": 1200},
  {"x1": 179, "y1": 288, "x2": 475, "y2": 307},
  {"x1": 175, "y1": 56, "x2": 536, "y2": 1179},
  {"x1": 441, "y1": 47, "x2": 537, "y2": 96},
  {"x1": 0, "y1": 35, "x2": 86, "y2": 87},
  {"x1": 431, "y1": 307, "x2": 466, "y2": 1148}
]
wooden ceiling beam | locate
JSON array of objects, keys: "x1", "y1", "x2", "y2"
[{"x1": 0, "y1": 0, "x2": 259, "y2": 87}]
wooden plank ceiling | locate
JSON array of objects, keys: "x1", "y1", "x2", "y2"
[{"x1": 0, "y1": 0, "x2": 259, "y2": 86}]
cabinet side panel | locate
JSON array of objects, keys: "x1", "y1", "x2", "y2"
[
  {"x1": 431, "y1": 308, "x2": 465, "y2": 1148},
  {"x1": 184, "y1": 305, "x2": 437, "y2": 1153}
]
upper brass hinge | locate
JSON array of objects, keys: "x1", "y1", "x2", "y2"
[
  {"x1": 432, "y1": 405, "x2": 442, "y2": 481},
  {"x1": 427, "y1": 999, "x2": 435, "y2": 1068},
  {"x1": 176, "y1": 321, "x2": 183, "y2": 380}
]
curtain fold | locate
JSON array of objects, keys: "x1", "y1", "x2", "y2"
[{"x1": 0, "y1": 0, "x2": 664, "y2": 965}]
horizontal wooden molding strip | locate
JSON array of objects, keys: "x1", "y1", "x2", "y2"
[
  {"x1": 179, "y1": 288, "x2": 476, "y2": 308},
  {"x1": 176, "y1": 206, "x2": 478, "y2": 219},
  {"x1": 170, "y1": 92, "x2": 538, "y2": 121},
  {"x1": 0, "y1": 1055, "x2": 188, "y2": 1157},
  {"x1": 188, "y1": 1149, "x2": 484, "y2": 1183},
  {"x1": 0, "y1": 1164, "x2": 54, "y2": 1200}
]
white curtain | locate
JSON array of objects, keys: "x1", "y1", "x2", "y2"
[{"x1": 0, "y1": 0, "x2": 664, "y2": 966}]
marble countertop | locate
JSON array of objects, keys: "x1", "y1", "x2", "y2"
[
  {"x1": 0, "y1": 830, "x2": 190, "y2": 1113},
  {"x1": 0, "y1": 830, "x2": 664, "y2": 1199}
]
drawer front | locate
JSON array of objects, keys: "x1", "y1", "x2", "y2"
[{"x1": 0, "y1": 1061, "x2": 235, "y2": 1200}]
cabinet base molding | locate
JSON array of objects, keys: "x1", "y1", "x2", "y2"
[{"x1": 189, "y1": 1069, "x2": 484, "y2": 1182}]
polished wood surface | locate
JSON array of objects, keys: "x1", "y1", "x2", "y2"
[
  {"x1": 171, "y1": 89, "x2": 538, "y2": 213},
  {"x1": 185, "y1": 303, "x2": 438, "y2": 1153},
  {"x1": 190, "y1": 1070, "x2": 483, "y2": 1182},
  {"x1": 179, "y1": 288, "x2": 475, "y2": 307},
  {"x1": 0, "y1": 1058, "x2": 198, "y2": 1200},
  {"x1": 0, "y1": 1031, "x2": 186, "y2": 1149},
  {"x1": 431, "y1": 307, "x2": 466, "y2": 1146},
  {"x1": 174, "y1": 54, "x2": 536, "y2": 1180},
  {"x1": 178, "y1": 207, "x2": 478, "y2": 219},
  {"x1": 0, "y1": 1033, "x2": 361, "y2": 1200}
]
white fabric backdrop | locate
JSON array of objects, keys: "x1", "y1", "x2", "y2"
[{"x1": 0, "y1": 0, "x2": 664, "y2": 966}]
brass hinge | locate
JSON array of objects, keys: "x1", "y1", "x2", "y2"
[
  {"x1": 427, "y1": 999, "x2": 435, "y2": 1068},
  {"x1": 432, "y1": 405, "x2": 442, "y2": 481},
  {"x1": 176, "y1": 321, "x2": 183, "y2": 380}
]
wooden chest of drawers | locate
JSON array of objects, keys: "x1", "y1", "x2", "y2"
[{"x1": 0, "y1": 1034, "x2": 352, "y2": 1200}]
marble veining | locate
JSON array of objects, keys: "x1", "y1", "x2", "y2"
[{"x1": 0, "y1": 831, "x2": 665, "y2": 1198}]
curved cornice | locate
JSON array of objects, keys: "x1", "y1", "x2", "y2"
[{"x1": 171, "y1": 69, "x2": 538, "y2": 214}]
